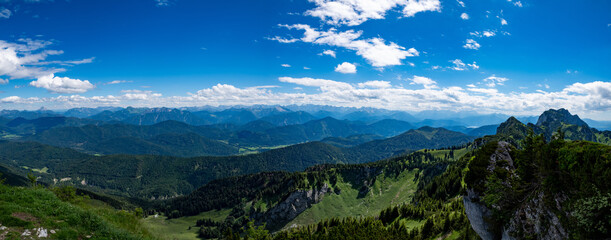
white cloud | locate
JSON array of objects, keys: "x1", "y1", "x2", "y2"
[
  {"x1": 281, "y1": 64, "x2": 291, "y2": 68},
  {"x1": 0, "y1": 39, "x2": 61, "y2": 79},
  {"x1": 463, "y1": 39, "x2": 481, "y2": 50},
  {"x1": 0, "y1": 78, "x2": 7, "y2": 84},
  {"x1": 155, "y1": 0, "x2": 171, "y2": 6},
  {"x1": 460, "y1": 13, "x2": 469, "y2": 20},
  {"x1": 279, "y1": 77, "x2": 353, "y2": 90},
  {"x1": 335, "y1": 62, "x2": 357, "y2": 73},
  {"x1": 449, "y1": 59, "x2": 479, "y2": 71},
  {"x1": 1, "y1": 96, "x2": 40, "y2": 103},
  {"x1": 483, "y1": 75, "x2": 509, "y2": 87},
  {"x1": 266, "y1": 36, "x2": 299, "y2": 43},
  {"x1": 483, "y1": 31, "x2": 495, "y2": 37},
  {"x1": 305, "y1": 0, "x2": 440, "y2": 26},
  {"x1": 34, "y1": 57, "x2": 95, "y2": 66},
  {"x1": 272, "y1": 24, "x2": 418, "y2": 67},
  {"x1": 408, "y1": 62, "x2": 415, "y2": 67},
  {"x1": 537, "y1": 84, "x2": 550, "y2": 89},
  {"x1": 466, "y1": 84, "x2": 476, "y2": 88},
  {"x1": 467, "y1": 87, "x2": 499, "y2": 95},
  {"x1": 0, "y1": 8, "x2": 11, "y2": 19},
  {"x1": 457, "y1": 0, "x2": 465, "y2": 7},
  {"x1": 513, "y1": 1, "x2": 523, "y2": 7},
  {"x1": 470, "y1": 30, "x2": 498, "y2": 38},
  {"x1": 29, "y1": 74, "x2": 95, "y2": 93},
  {"x1": 358, "y1": 80, "x2": 391, "y2": 89},
  {"x1": 409, "y1": 75, "x2": 437, "y2": 88},
  {"x1": 501, "y1": 18, "x2": 508, "y2": 25},
  {"x1": 402, "y1": 0, "x2": 442, "y2": 17},
  {"x1": 303, "y1": 66, "x2": 311, "y2": 70},
  {"x1": 106, "y1": 80, "x2": 132, "y2": 85},
  {"x1": 3, "y1": 79, "x2": 611, "y2": 119},
  {"x1": 321, "y1": 49, "x2": 336, "y2": 58},
  {"x1": 0, "y1": 39, "x2": 93, "y2": 84},
  {"x1": 120, "y1": 89, "x2": 162, "y2": 100}
]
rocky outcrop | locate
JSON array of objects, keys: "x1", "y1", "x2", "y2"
[
  {"x1": 536, "y1": 108, "x2": 588, "y2": 128},
  {"x1": 464, "y1": 141, "x2": 569, "y2": 240},
  {"x1": 502, "y1": 191, "x2": 568, "y2": 240},
  {"x1": 463, "y1": 189, "x2": 495, "y2": 240},
  {"x1": 464, "y1": 141, "x2": 514, "y2": 240},
  {"x1": 257, "y1": 183, "x2": 332, "y2": 229}
]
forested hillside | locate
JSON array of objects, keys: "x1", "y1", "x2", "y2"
[{"x1": 0, "y1": 108, "x2": 608, "y2": 240}]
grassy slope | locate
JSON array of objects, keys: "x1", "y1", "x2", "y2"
[
  {"x1": 0, "y1": 184, "x2": 151, "y2": 239},
  {"x1": 142, "y1": 209, "x2": 231, "y2": 240},
  {"x1": 286, "y1": 169, "x2": 419, "y2": 229}
]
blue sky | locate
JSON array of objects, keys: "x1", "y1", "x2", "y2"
[{"x1": 0, "y1": 0, "x2": 610, "y2": 119}]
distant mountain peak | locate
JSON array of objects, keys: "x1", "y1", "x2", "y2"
[
  {"x1": 496, "y1": 116, "x2": 528, "y2": 138},
  {"x1": 536, "y1": 108, "x2": 588, "y2": 127}
]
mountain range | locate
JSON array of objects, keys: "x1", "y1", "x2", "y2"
[{"x1": 0, "y1": 108, "x2": 608, "y2": 240}]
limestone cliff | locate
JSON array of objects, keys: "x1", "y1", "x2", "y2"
[
  {"x1": 255, "y1": 183, "x2": 332, "y2": 229},
  {"x1": 463, "y1": 141, "x2": 569, "y2": 240}
]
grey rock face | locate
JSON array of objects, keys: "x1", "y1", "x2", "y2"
[
  {"x1": 258, "y1": 183, "x2": 331, "y2": 228},
  {"x1": 503, "y1": 191, "x2": 568, "y2": 240},
  {"x1": 464, "y1": 141, "x2": 569, "y2": 240},
  {"x1": 463, "y1": 189, "x2": 496, "y2": 240}
]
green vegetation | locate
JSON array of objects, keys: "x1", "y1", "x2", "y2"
[
  {"x1": 0, "y1": 108, "x2": 606, "y2": 239},
  {"x1": 252, "y1": 149, "x2": 481, "y2": 240},
  {"x1": 0, "y1": 125, "x2": 473, "y2": 200},
  {"x1": 464, "y1": 129, "x2": 611, "y2": 239},
  {"x1": 286, "y1": 169, "x2": 418, "y2": 228},
  {"x1": 143, "y1": 209, "x2": 231, "y2": 240},
  {"x1": 238, "y1": 145, "x2": 289, "y2": 155},
  {"x1": 0, "y1": 140, "x2": 352, "y2": 198},
  {"x1": 157, "y1": 148, "x2": 470, "y2": 239},
  {"x1": 0, "y1": 183, "x2": 152, "y2": 239}
]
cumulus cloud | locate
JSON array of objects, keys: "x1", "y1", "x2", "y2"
[
  {"x1": 500, "y1": 18, "x2": 508, "y2": 25},
  {"x1": 1, "y1": 96, "x2": 41, "y2": 104},
  {"x1": 29, "y1": 74, "x2": 95, "y2": 93},
  {"x1": 272, "y1": 24, "x2": 418, "y2": 67},
  {"x1": 281, "y1": 64, "x2": 291, "y2": 68},
  {"x1": 460, "y1": 13, "x2": 469, "y2": 20},
  {"x1": 513, "y1": 1, "x2": 523, "y2": 7},
  {"x1": 279, "y1": 77, "x2": 352, "y2": 90},
  {"x1": 483, "y1": 75, "x2": 509, "y2": 87},
  {"x1": 335, "y1": 62, "x2": 357, "y2": 73},
  {"x1": 3, "y1": 79, "x2": 611, "y2": 118},
  {"x1": 470, "y1": 30, "x2": 496, "y2": 38},
  {"x1": 0, "y1": 8, "x2": 11, "y2": 19},
  {"x1": 120, "y1": 89, "x2": 162, "y2": 100},
  {"x1": 321, "y1": 49, "x2": 336, "y2": 57},
  {"x1": 449, "y1": 59, "x2": 479, "y2": 71},
  {"x1": 0, "y1": 39, "x2": 61, "y2": 79},
  {"x1": 463, "y1": 39, "x2": 480, "y2": 50},
  {"x1": 306, "y1": 0, "x2": 440, "y2": 26},
  {"x1": 409, "y1": 75, "x2": 437, "y2": 88},
  {"x1": 358, "y1": 80, "x2": 391, "y2": 89},
  {"x1": 0, "y1": 39, "x2": 94, "y2": 90}
]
